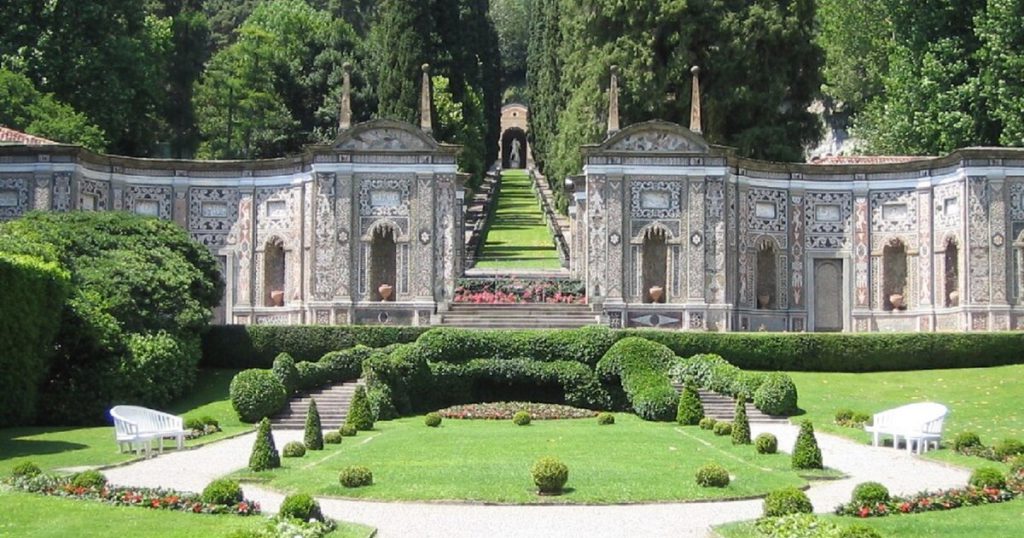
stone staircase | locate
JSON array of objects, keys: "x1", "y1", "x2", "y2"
[
  {"x1": 672, "y1": 383, "x2": 789, "y2": 424},
  {"x1": 271, "y1": 380, "x2": 363, "y2": 430},
  {"x1": 438, "y1": 303, "x2": 600, "y2": 329}
]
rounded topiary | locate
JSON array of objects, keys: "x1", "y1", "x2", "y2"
[
  {"x1": 271, "y1": 353, "x2": 300, "y2": 395},
  {"x1": 70, "y1": 470, "x2": 107, "y2": 489},
  {"x1": 248, "y1": 417, "x2": 281, "y2": 471},
  {"x1": 304, "y1": 399, "x2": 324, "y2": 451},
  {"x1": 597, "y1": 412, "x2": 615, "y2": 425},
  {"x1": 279, "y1": 492, "x2": 323, "y2": 522},
  {"x1": 11, "y1": 462, "x2": 42, "y2": 478},
  {"x1": 792, "y1": 420, "x2": 823, "y2": 470},
  {"x1": 952, "y1": 431, "x2": 982, "y2": 451},
  {"x1": 324, "y1": 431, "x2": 343, "y2": 444},
  {"x1": 676, "y1": 384, "x2": 705, "y2": 425},
  {"x1": 994, "y1": 438, "x2": 1024, "y2": 459},
  {"x1": 202, "y1": 478, "x2": 243, "y2": 505},
  {"x1": 230, "y1": 369, "x2": 288, "y2": 423},
  {"x1": 185, "y1": 417, "x2": 204, "y2": 431},
  {"x1": 763, "y1": 486, "x2": 814, "y2": 517},
  {"x1": 969, "y1": 466, "x2": 1007, "y2": 489},
  {"x1": 424, "y1": 412, "x2": 442, "y2": 427},
  {"x1": 513, "y1": 410, "x2": 531, "y2": 426},
  {"x1": 713, "y1": 421, "x2": 732, "y2": 436},
  {"x1": 339, "y1": 466, "x2": 373, "y2": 488},
  {"x1": 282, "y1": 441, "x2": 306, "y2": 458},
  {"x1": 531, "y1": 457, "x2": 569, "y2": 495},
  {"x1": 755, "y1": 433, "x2": 778, "y2": 454},
  {"x1": 731, "y1": 395, "x2": 751, "y2": 445},
  {"x1": 339, "y1": 423, "x2": 357, "y2": 437},
  {"x1": 699, "y1": 417, "x2": 717, "y2": 430},
  {"x1": 753, "y1": 373, "x2": 798, "y2": 415},
  {"x1": 851, "y1": 482, "x2": 890, "y2": 506},
  {"x1": 346, "y1": 386, "x2": 374, "y2": 431},
  {"x1": 836, "y1": 525, "x2": 883, "y2": 538},
  {"x1": 695, "y1": 463, "x2": 730, "y2": 488}
]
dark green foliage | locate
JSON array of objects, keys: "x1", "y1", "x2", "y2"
[
  {"x1": 230, "y1": 369, "x2": 288, "y2": 423},
  {"x1": 597, "y1": 412, "x2": 615, "y2": 425},
  {"x1": 339, "y1": 424, "x2": 357, "y2": 437},
  {"x1": 424, "y1": 412, "x2": 442, "y2": 427},
  {"x1": 673, "y1": 353, "x2": 796, "y2": 415},
  {"x1": 201, "y1": 325, "x2": 425, "y2": 368},
  {"x1": 731, "y1": 396, "x2": 751, "y2": 445},
  {"x1": 324, "y1": 431, "x2": 342, "y2": 444},
  {"x1": 346, "y1": 386, "x2": 374, "y2": 431},
  {"x1": 202, "y1": 478, "x2": 243, "y2": 505},
  {"x1": 969, "y1": 467, "x2": 1007, "y2": 489},
  {"x1": 695, "y1": 463, "x2": 730, "y2": 488},
  {"x1": 755, "y1": 433, "x2": 778, "y2": 455},
  {"x1": 279, "y1": 492, "x2": 323, "y2": 522},
  {"x1": 415, "y1": 326, "x2": 616, "y2": 367},
  {"x1": 339, "y1": 466, "x2": 373, "y2": 488},
  {"x1": 304, "y1": 399, "x2": 324, "y2": 450},
  {"x1": 763, "y1": 486, "x2": 814, "y2": 517},
  {"x1": 995, "y1": 438, "x2": 1024, "y2": 459},
  {"x1": 836, "y1": 526, "x2": 883, "y2": 538},
  {"x1": 249, "y1": 418, "x2": 280, "y2": 472},
  {"x1": 753, "y1": 373, "x2": 799, "y2": 416},
  {"x1": 1010, "y1": 455, "x2": 1024, "y2": 474},
  {"x1": 372, "y1": 0, "x2": 433, "y2": 124},
  {"x1": 71, "y1": 470, "x2": 107, "y2": 489},
  {"x1": 10, "y1": 462, "x2": 42, "y2": 478},
  {"x1": 792, "y1": 421, "x2": 824, "y2": 470},
  {"x1": 202, "y1": 416, "x2": 219, "y2": 428},
  {"x1": 851, "y1": 482, "x2": 890, "y2": 505},
  {"x1": 952, "y1": 432, "x2": 982, "y2": 451},
  {"x1": 699, "y1": 417, "x2": 717, "y2": 430},
  {"x1": 713, "y1": 422, "x2": 732, "y2": 436},
  {"x1": 531, "y1": 457, "x2": 568, "y2": 494},
  {"x1": 185, "y1": 417, "x2": 204, "y2": 431},
  {"x1": 676, "y1": 385, "x2": 704, "y2": 425},
  {"x1": 513, "y1": 411, "x2": 531, "y2": 426},
  {"x1": 0, "y1": 68, "x2": 107, "y2": 150},
  {"x1": 597, "y1": 337, "x2": 679, "y2": 421},
  {"x1": 282, "y1": 441, "x2": 306, "y2": 458},
  {"x1": 272, "y1": 353, "x2": 299, "y2": 395}
]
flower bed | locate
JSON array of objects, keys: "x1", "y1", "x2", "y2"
[
  {"x1": 835, "y1": 471, "x2": 1024, "y2": 518},
  {"x1": 437, "y1": 402, "x2": 598, "y2": 420},
  {"x1": 453, "y1": 278, "x2": 586, "y2": 304}
]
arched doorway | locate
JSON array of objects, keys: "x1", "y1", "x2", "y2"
[
  {"x1": 501, "y1": 127, "x2": 528, "y2": 169},
  {"x1": 369, "y1": 225, "x2": 397, "y2": 302},
  {"x1": 641, "y1": 227, "x2": 668, "y2": 303},
  {"x1": 264, "y1": 238, "x2": 286, "y2": 307}
]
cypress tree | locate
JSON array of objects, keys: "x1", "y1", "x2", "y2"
[
  {"x1": 249, "y1": 417, "x2": 280, "y2": 471},
  {"x1": 373, "y1": 0, "x2": 433, "y2": 123},
  {"x1": 304, "y1": 398, "x2": 324, "y2": 450},
  {"x1": 731, "y1": 394, "x2": 752, "y2": 445},
  {"x1": 346, "y1": 385, "x2": 374, "y2": 431},
  {"x1": 792, "y1": 420, "x2": 823, "y2": 470},
  {"x1": 676, "y1": 384, "x2": 705, "y2": 425}
]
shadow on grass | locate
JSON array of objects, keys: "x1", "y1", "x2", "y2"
[{"x1": 0, "y1": 433, "x2": 89, "y2": 460}]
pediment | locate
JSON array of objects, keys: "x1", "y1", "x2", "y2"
[
  {"x1": 335, "y1": 120, "x2": 438, "y2": 152},
  {"x1": 602, "y1": 121, "x2": 709, "y2": 153}
]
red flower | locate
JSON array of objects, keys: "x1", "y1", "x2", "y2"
[
  {"x1": 858, "y1": 507, "x2": 870, "y2": 518},
  {"x1": 900, "y1": 502, "x2": 912, "y2": 513}
]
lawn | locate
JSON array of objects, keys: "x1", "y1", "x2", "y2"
[
  {"x1": 0, "y1": 369, "x2": 248, "y2": 474},
  {"x1": 476, "y1": 169, "x2": 562, "y2": 269},
  {"x1": 232, "y1": 413, "x2": 832, "y2": 504},
  {"x1": 0, "y1": 489, "x2": 375, "y2": 538},
  {"x1": 714, "y1": 498, "x2": 1024, "y2": 538}
]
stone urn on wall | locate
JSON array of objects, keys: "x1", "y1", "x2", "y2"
[
  {"x1": 269, "y1": 290, "x2": 284, "y2": 307},
  {"x1": 757, "y1": 293, "x2": 771, "y2": 309},
  {"x1": 948, "y1": 290, "x2": 960, "y2": 306},
  {"x1": 378, "y1": 283, "x2": 394, "y2": 302},
  {"x1": 648, "y1": 286, "x2": 664, "y2": 304},
  {"x1": 889, "y1": 293, "x2": 906, "y2": 310}
]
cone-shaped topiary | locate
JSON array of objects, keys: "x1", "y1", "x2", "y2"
[
  {"x1": 732, "y1": 394, "x2": 752, "y2": 445},
  {"x1": 792, "y1": 420, "x2": 823, "y2": 469},
  {"x1": 304, "y1": 398, "x2": 324, "y2": 450},
  {"x1": 249, "y1": 417, "x2": 280, "y2": 471},
  {"x1": 346, "y1": 386, "x2": 374, "y2": 431},
  {"x1": 676, "y1": 384, "x2": 705, "y2": 425}
]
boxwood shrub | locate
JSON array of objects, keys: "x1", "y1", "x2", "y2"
[
  {"x1": 531, "y1": 457, "x2": 569, "y2": 494},
  {"x1": 202, "y1": 478, "x2": 243, "y2": 505},
  {"x1": 279, "y1": 492, "x2": 323, "y2": 521},
  {"x1": 851, "y1": 482, "x2": 890, "y2": 506},
  {"x1": 695, "y1": 463, "x2": 730, "y2": 487},
  {"x1": 763, "y1": 486, "x2": 813, "y2": 517},
  {"x1": 753, "y1": 373, "x2": 799, "y2": 416},
  {"x1": 339, "y1": 466, "x2": 373, "y2": 488},
  {"x1": 229, "y1": 369, "x2": 287, "y2": 423},
  {"x1": 969, "y1": 467, "x2": 1007, "y2": 489},
  {"x1": 414, "y1": 325, "x2": 617, "y2": 367},
  {"x1": 596, "y1": 337, "x2": 678, "y2": 421}
]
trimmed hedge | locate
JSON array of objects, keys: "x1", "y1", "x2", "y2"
[
  {"x1": 596, "y1": 337, "x2": 678, "y2": 421},
  {"x1": 414, "y1": 325, "x2": 617, "y2": 367},
  {"x1": 430, "y1": 358, "x2": 612, "y2": 410},
  {"x1": 674, "y1": 354, "x2": 798, "y2": 415}
]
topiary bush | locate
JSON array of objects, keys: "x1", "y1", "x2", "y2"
[
  {"x1": 339, "y1": 424, "x2": 357, "y2": 437},
  {"x1": 995, "y1": 438, "x2": 1024, "y2": 459},
  {"x1": 282, "y1": 441, "x2": 306, "y2": 458},
  {"x1": 597, "y1": 412, "x2": 615, "y2": 425},
  {"x1": 249, "y1": 418, "x2": 280, "y2": 471},
  {"x1": 969, "y1": 466, "x2": 1007, "y2": 489},
  {"x1": 763, "y1": 486, "x2": 813, "y2": 517},
  {"x1": 339, "y1": 466, "x2": 373, "y2": 488},
  {"x1": 837, "y1": 525, "x2": 883, "y2": 538},
  {"x1": 699, "y1": 417, "x2": 717, "y2": 430},
  {"x1": 71, "y1": 470, "x2": 107, "y2": 489},
  {"x1": 952, "y1": 431, "x2": 982, "y2": 451},
  {"x1": 755, "y1": 433, "x2": 778, "y2": 454},
  {"x1": 713, "y1": 421, "x2": 732, "y2": 436},
  {"x1": 424, "y1": 412, "x2": 442, "y2": 427},
  {"x1": 271, "y1": 353, "x2": 299, "y2": 395},
  {"x1": 304, "y1": 399, "x2": 323, "y2": 451},
  {"x1": 732, "y1": 395, "x2": 751, "y2": 445},
  {"x1": 792, "y1": 420, "x2": 823, "y2": 470},
  {"x1": 676, "y1": 384, "x2": 704, "y2": 425},
  {"x1": 185, "y1": 417, "x2": 204, "y2": 431},
  {"x1": 324, "y1": 431, "x2": 342, "y2": 444},
  {"x1": 531, "y1": 456, "x2": 569, "y2": 495},
  {"x1": 851, "y1": 482, "x2": 890, "y2": 506},
  {"x1": 596, "y1": 337, "x2": 679, "y2": 421},
  {"x1": 694, "y1": 463, "x2": 730, "y2": 487},
  {"x1": 513, "y1": 410, "x2": 531, "y2": 426},
  {"x1": 753, "y1": 372, "x2": 798, "y2": 415},
  {"x1": 10, "y1": 462, "x2": 42, "y2": 478},
  {"x1": 279, "y1": 492, "x2": 323, "y2": 522},
  {"x1": 202, "y1": 478, "x2": 243, "y2": 505},
  {"x1": 346, "y1": 386, "x2": 374, "y2": 431},
  {"x1": 230, "y1": 369, "x2": 288, "y2": 423}
]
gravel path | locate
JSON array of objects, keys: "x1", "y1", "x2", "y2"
[{"x1": 103, "y1": 424, "x2": 970, "y2": 538}]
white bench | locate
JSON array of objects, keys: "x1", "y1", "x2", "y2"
[
  {"x1": 864, "y1": 402, "x2": 948, "y2": 454},
  {"x1": 110, "y1": 405, "x2": 185, "y2": 455}
]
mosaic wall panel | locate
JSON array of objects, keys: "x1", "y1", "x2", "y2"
[
  {"x1": 804, "y1": 192, "x2": 852, "y2": 249},
  {"x1": 737, "y1": 188, "x2": 753, "y2": 307},
  {"x1": 1010, "y1": 181, "x2": 1024, "y2": 221},
  {"x1": 870, "y1": 189, "x2": 918, "y2": 238},
  {"x1": 688, "y1": 180, "x2": 705, "y2": 299},
  {"x1": 52, "y1": 172, "x2": 72, "y2": 212},
  {"x1": 189, "y1": 187, "x2": 239, "y2": 247},
  {"x1": 968, "y1": 177, "x2": 990, "y2": 304},
  {"x1": 412, "y1": 174, "x2": 435, "y2": 298},
  {"x1": 78, "y1": 178, "x2": 109, "y2": 211},
  {"x1": 313, "y1": 173, "x2": 339, "y2": 300},
  {"x1": 0, "y1": 176, "x2": 29, "y2": 221},
  {"x1": 358, "y1": 175, "x2": 412, "y2": 217},
  {"x1": 918, "y1": 191, "x2": 933, "y2": 306},
  {"x1": 791, "y1": 194, "x2": 804, "y2": 307},
  {"x1": 607, "y1": 177, "x2": 624, "y2": 299},
  {"x1": 854, "y1": 196, "x2": 870, "y2": 307},
  {"x1": 33, "y1": 177, "x2": 51, "y2": 211},
  {"x1": 125, "y1": 185, "x2": 172, "y2": 220},
  {"x1": 990, "y1": 181, "x2": 1007, "y2": 303},
  {"x1": 629, "y1": 177, "x2": 683, "y2": 219},
  {"x1": 587, "y1": 175, "x2": 607, "y2": 297},
  {"x1": 935, "y1": 181, "x2": 963, "y2": 231},
  {"x1": 746, "y1": 188, "x2": 788, "y2": 237},
  {"x1": 435, "y1": 174, "x2": 457, "y2": 301},
  {"x1": 705, "y1": 177, "x2": 726, "y2": 303}
]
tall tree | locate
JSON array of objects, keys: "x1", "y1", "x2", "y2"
[
  {"x1": 0, "y1": 69, "x2": 107, "y2": 151},
  {"x1": 975, "y1": 0, "x2": 1024, "y2": 147},
  {"x1": 163, "y1": 1, "x2": 211, "y2": 158},
  {"x1": 372, "y1": 0, "x2": 434, "y2": 124},
  {"x1": 490, "y1": 0, "x2": 529, "y2": 91}
]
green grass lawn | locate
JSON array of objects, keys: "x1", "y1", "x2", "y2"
[
  {"x1": 715, "y1": 498, "x2": 1024, "y2": 538},
  {"x1": 476, "y1": 169, "x2": 561, "y2": 269},
  {"x1": 0, "y1": 369, "x2": 248, "y2": 474},
  {"x1": 0, "y1": 489, "x2": 375, "y2": 538},
  {"x1": 232, "y1": 413, "x2": 834, "y2": 504}
]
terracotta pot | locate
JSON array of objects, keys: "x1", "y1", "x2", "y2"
[
  {"x1": 948, "y1": 290, "x2": 959, "y2": 306},
  {"x1": 757, "y1": 294, "x2": 771, "y2": 309},
  {"x1": 270, "y1": 290, "x2": 284, "y2": 307},
  {"x1": 649, "y1": 286, "x2": 664, "y2": 303},
  {"x1": 889, "y1": 293, "x2": 905, "y2": 310},
  {"x1": 378, "y1": 283, "x2": 394, "y2": 302}
]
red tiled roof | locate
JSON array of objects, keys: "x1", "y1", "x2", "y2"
[
  {"x1": 0, "y1": 126, "x2": 58, "y2": 145},
  {"x1": 808, "y1": 155, "x2": 929, "y2": 165}
]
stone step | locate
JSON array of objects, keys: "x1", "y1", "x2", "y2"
[
  {"x1": 670, "y1": 385, "x2": 789, "y2": 424},
  {"x1": 271, "y1": 379, "x2": 364, "y2": 430}
]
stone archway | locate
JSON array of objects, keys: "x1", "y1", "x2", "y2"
[
  {"x1": 501, "y1": 127, "x2": 528, "y2": 169},
  {"x1": 500, "y1": 103, "x2": 529, "y2": 169}
]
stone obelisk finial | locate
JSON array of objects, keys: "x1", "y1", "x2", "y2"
[
  {"x1": 689, "y1": 65, "x2": 702, "y2": 135},
  {"x1": 607, "y1": 65, "x2": 620, "y2": 137},
  {"x1": 420, "y1": 63, "x2": 433, "y2": 135},
  {"x1": 338, "y1": 62, "x2": 353, "y2": 132}
]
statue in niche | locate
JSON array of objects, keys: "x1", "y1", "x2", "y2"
[{"x1": 510, "y1": 138, "x2": 521, "y2": 168}]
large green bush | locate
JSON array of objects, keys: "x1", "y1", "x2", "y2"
[
  {"x1": 271, "y1": 353, "x2": 299, "y2": 395},
  {"x1": 754, "y1": 373, "x2": 799, "y2": 416},
  {"x1": 596, "y1": 337, "x2": 679, "y2": 421},
  {"x1": 230, "y1": 369, "x2": 288, "y2": 423},
  {"x1": 415, "y1": 325, "x2": 617, "y2": 367},
  {"x1": 763, "y1": 486, "x2": 814, "y2": 517},
  {"x1": 674, "y1": 353, "x2": 797, "y2": 415}
]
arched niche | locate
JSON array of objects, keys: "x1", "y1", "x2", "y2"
[
  {"x1": 943, "y1": 237, "x2": 959, "y2": 307},
  {"x1": 369, "y1": 224, "x2": 398, "y2": 302},
  {"x1": 501, "y1": 127, "x2": 528, "y2": 169},
  {"x1": 641, "y1": 226, "x2": 668, "y2": 303},
  {"x1": 883, "y1": 238, "x2": 908, "y2": 311},
  {"x1": 264, "y1": 237, "x2": 286, "y2": 307},
  {"x1": 755, "y1": 239, "x2": 778, "y2": 309}
]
